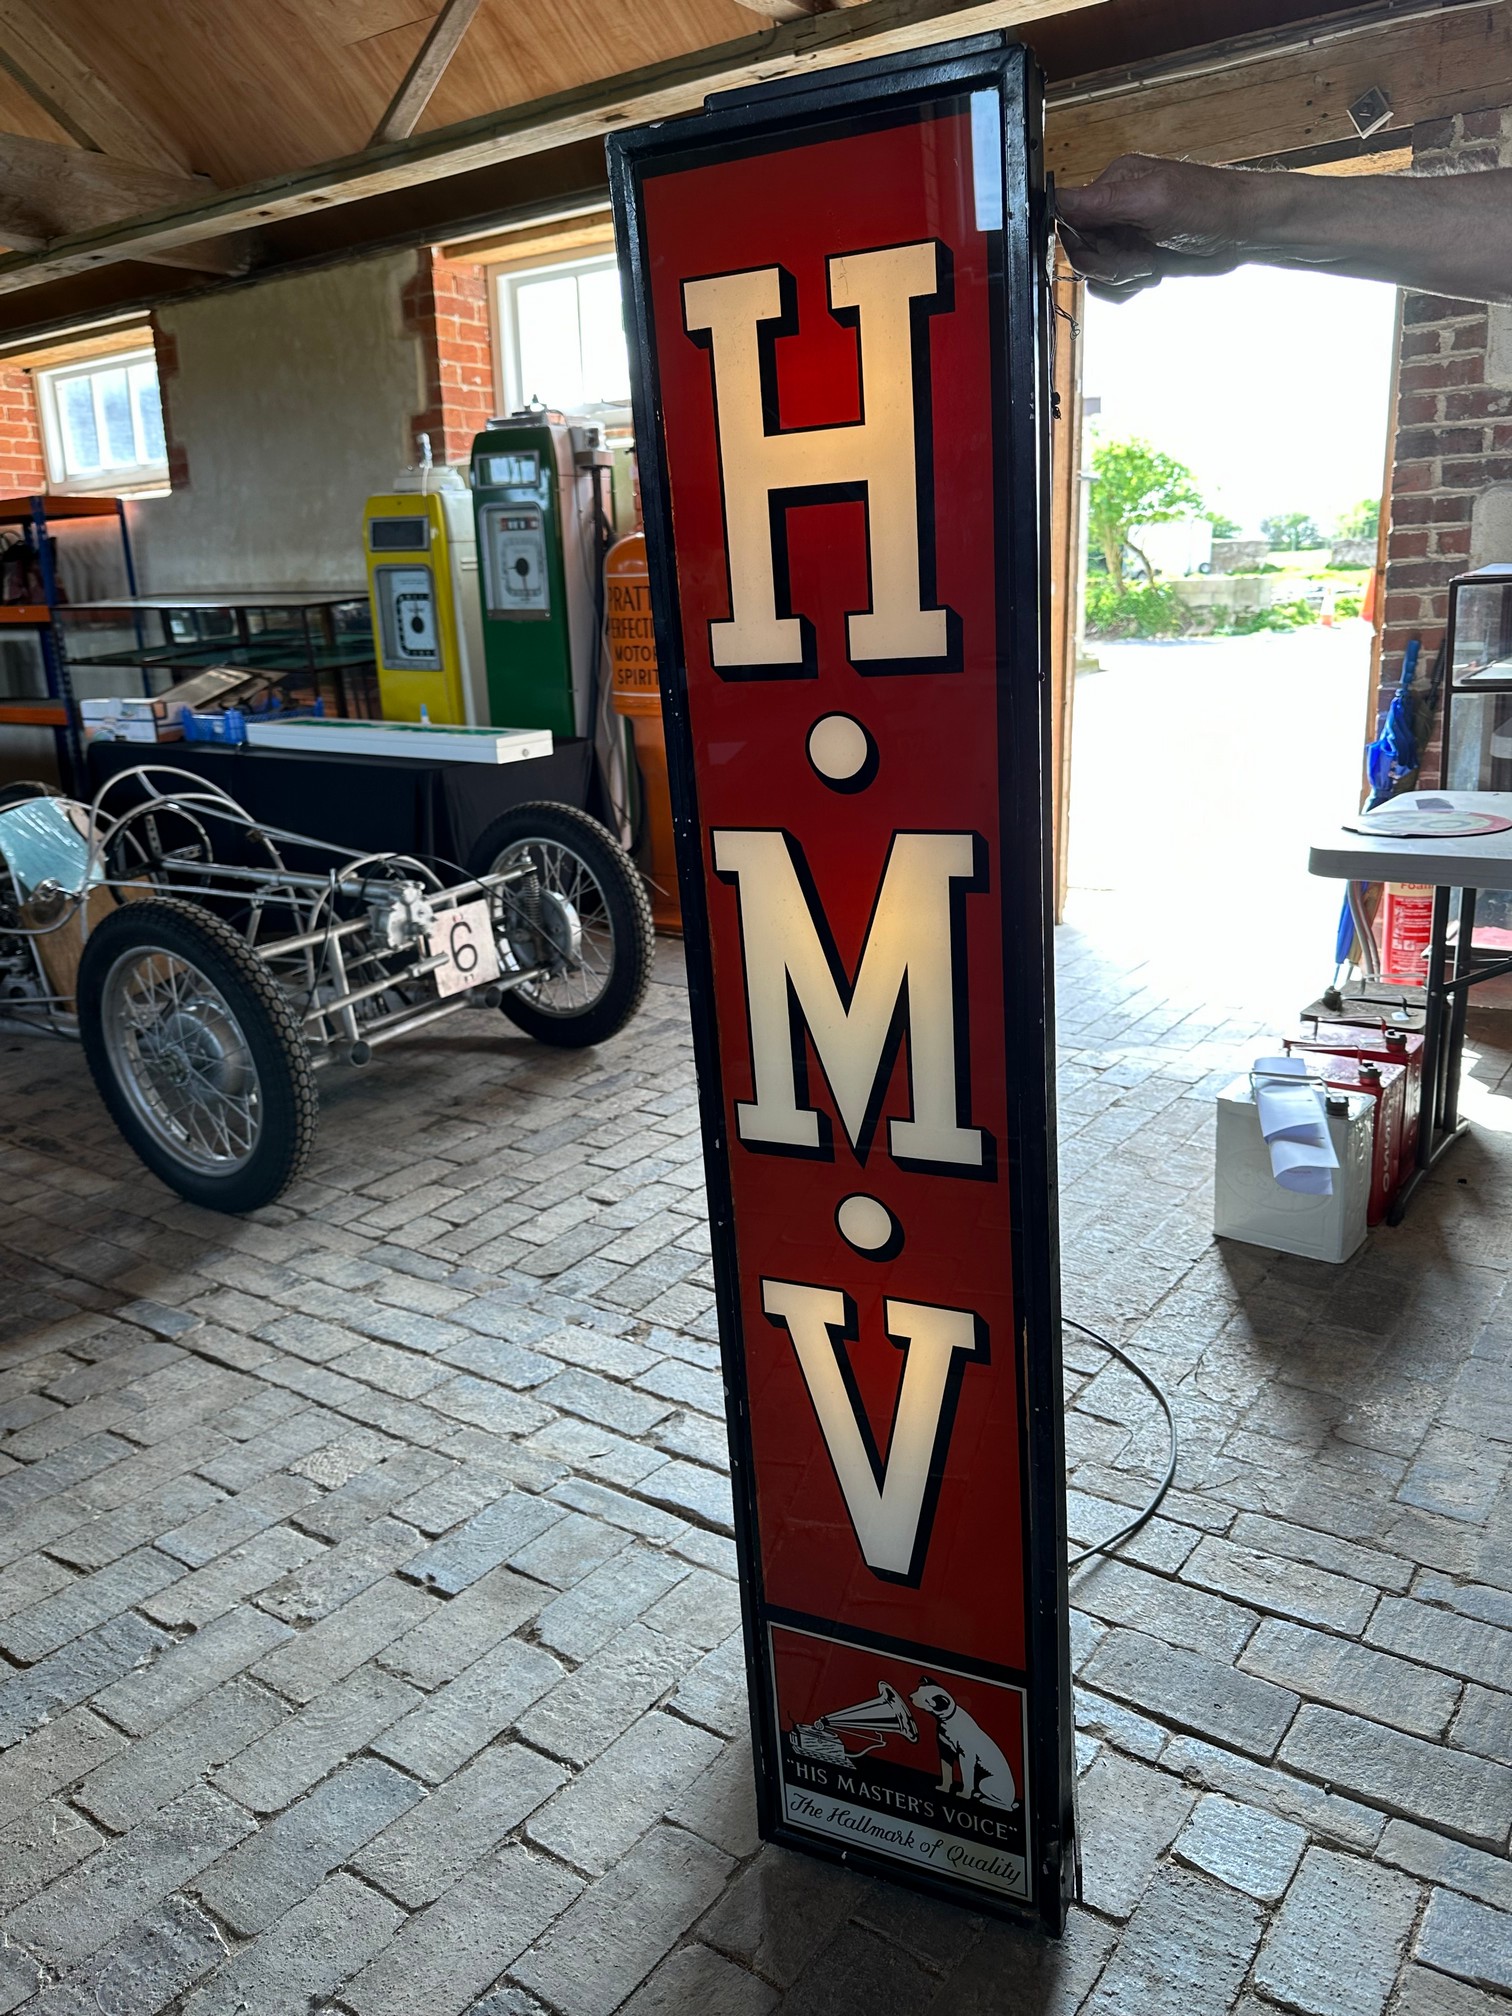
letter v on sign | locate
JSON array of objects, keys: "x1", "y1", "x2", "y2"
[{"x1": 762, "y1": 1279, "x2": 985, "y2": 1584}]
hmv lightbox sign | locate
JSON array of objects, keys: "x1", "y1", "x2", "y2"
[{"x1": 610, "y1": 33, "x2": 1073, "y2": 1932}]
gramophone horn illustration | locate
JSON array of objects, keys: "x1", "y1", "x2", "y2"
[{"x1": 787, "y1": 1680, "x2": 920, "y2": 1764}]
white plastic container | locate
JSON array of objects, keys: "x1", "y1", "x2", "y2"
[{"x1": 1214, "y1": 1077, "x2": 1374, "y2": 1262}]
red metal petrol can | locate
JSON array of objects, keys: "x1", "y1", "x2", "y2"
[
  {"x1": 1286, "y1": 1025, "x2": 1425, "y2": 1175},
  {"x1": 1287, "y1": 1055, "x2": 1407, "y2": 1223}
]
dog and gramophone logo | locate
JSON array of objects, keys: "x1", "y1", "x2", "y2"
[{"x1": 769, "y1": 1623, "x2": 1029, "y2": 1900}]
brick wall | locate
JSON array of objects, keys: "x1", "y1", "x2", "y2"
[
  {"x1": 0, "y1": 367, "x2": 46, "y2": 495},
  {"x1": 149, "y1": 323, "x2": 191, "y2": 492},
  {"x1": 1379, "y1": 108, "x2": 1512, "y2": 779},
  {"x1": 402, "y1": 247, "x2": 496, "y2": 468}
]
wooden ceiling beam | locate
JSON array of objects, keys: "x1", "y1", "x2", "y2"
[
  {"x1": 444, "y1": 207, "x2": 615, "y2": 267},
  {"x1": 1046, "y1": 1, "x2": 1512, "y2": 180},
  {"x1": 0, "y1": 132, "x2": 247, "y2": 276},
  {"x1": 371, "y1": 0, "x2": 485, "y2": 146},
  {"x1": 0, "y1": 0, "x2": 190, "y2": 174},
  {"x1": 0, "y1": 0, "x2": 1105, "y2": 297},
  {"x1": 0, "y1": 0, "x2": 1503, "y2": 329}
]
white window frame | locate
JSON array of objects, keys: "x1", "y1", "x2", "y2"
[
  {"x1": 35, "y1": 346, "x2": 170, "y2": 495},
  {"x1": 496, "y1": 253, "x2": 632, "y2": 431}
]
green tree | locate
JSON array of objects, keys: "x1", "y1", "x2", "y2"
[
  {"x1": 1086, "y1": 437, "x2": 1205, "y2": 590},
  {"x1": 1262, "y1": 510, "x2": 1323, "y2": 552},
  {"x1": 1209, "y1": 512, "x2": 1241, "y2": 540},
  {"x1": 1336, "y1": 497, "x2": 1381, "y2": 542}
]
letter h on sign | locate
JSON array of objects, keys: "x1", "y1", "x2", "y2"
[
  {"x1": 610, "y1": 33, "x2": 1073, "y2": 1936},
  {"x1": 684, "y1": 244, "x2": 957, "y2": 674}
]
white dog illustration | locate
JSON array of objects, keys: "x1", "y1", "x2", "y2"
[{"x1": 910, "y1": 1678, "x2": 1019, "y2": 1810}]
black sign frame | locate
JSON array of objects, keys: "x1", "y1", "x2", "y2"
[{"x1": 608, "y1": 33, "x2": 1074, "y2": 1935}]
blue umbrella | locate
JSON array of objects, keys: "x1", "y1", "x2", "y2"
[{"x1": 1335, "y1": 638, "x2": 1420, "y2": 967}]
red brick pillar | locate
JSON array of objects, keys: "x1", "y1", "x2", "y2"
[
  {"x1": 0, "y1": 368, "x2": 46, "y2": 494},
  {"x1": 1379, "y1": 110, "x2": 1510, "y2": 781},
  {"x1": 150, "y1": 324, "x2": 191, "y2": 492},
  {"x1": 403, "y1": 248, "x2": 497, "y2": 469}
]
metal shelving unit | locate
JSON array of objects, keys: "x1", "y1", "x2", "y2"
[{"x1": 0, "y1": 494, "x2": 137, "y2": 789}]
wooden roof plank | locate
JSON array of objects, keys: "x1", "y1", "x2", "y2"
[
  {"x1": 733, "y1": 2, "x2": 831, "y2": 20},
  {"x1": 1047, "y1": 2, "x2": 1512, "y2": 179},
  {"x1": 371, "y1": 0, "x2": 486, "y2": 144},
  {"x1": 0, "y1": 131, "x2": 246, "y2": 275},
  {"x1": 0, "y1": 0, "x2": 190, "y2": 173},
  {"x1": 0, "y1": 0, "x2": 1104, "y2": 296}
]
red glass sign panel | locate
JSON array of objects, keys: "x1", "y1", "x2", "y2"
[{"x1": 610, "y1": 36, "x2": 1072, "y2": 1931}]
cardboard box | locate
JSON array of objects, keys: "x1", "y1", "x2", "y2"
[{"x1": 79, "y1": 696, "x2": 182, "y2": 742}]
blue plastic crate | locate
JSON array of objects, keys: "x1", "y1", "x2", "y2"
[{"x1": 182, "y1": 707, "x2": 247, "y2": 745}]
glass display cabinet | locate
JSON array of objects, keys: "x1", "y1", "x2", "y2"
[
  {"x1": 57, "y1": 589, "x2": 379, "y2": 719},
  {"x1": 1442, "y1": 564, "x2": 1512, "y2": 793},
  {"x1": 1441, "y1": 563, "x2": 1512, "y2": 940}
]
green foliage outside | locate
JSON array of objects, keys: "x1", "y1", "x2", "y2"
[
  {"x1": 1084, "y1": 577, "x2": 1188, "y2": 638},
  {"x1": 1085, "y1": 578, "x2": 1324, "y2": 639},
  {"x1": 1087, "y1": 437, "x2": 1205, "y2": 590},
  {"x1": 1223, "y1": 597, "x2": 1320, "y2": 635},
  {"x1": 1261, "y1": 511, "x2": 1322, "y2": 551},
  {"x1": 1080, "y1": 441, "x2": 1369, "y2": 640},
  {"x1": 1335, "y1": 497, "x2": 1381, "y2": 541}
]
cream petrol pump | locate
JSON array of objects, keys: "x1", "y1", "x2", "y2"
[{"x1": 364, "y1": 451, "x2": 487, "y2": 725}]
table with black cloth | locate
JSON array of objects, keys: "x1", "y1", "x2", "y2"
[{"x1": 87, "y1": 736, "x2": 599, "y2": 871}]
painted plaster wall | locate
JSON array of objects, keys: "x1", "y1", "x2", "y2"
[{"x1": 129, "y1": 252, "x2": 427, "y2": 592}]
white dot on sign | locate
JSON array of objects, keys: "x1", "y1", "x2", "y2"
[
  {"x1": 837, "y1": 1193, "x2": 897, "y2": 1255},
  {"x1": 808, "y1": 713, "x2": 871, "y2": 783}
]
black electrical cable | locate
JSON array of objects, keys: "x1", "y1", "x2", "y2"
[{"x1": 1062, "y1": 1317, "x2": 1178, "y2": 1570}]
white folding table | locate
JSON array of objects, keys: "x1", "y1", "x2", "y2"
[{"x1": 1309, "y1": 789, "x2": 1512, "y2": 1221}]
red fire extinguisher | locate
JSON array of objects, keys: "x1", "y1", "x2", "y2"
[{"x1": 1379, "y1": 884, "x2": 1434, "y2": 986}]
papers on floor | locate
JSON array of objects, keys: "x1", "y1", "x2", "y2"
[{"x1": 1252, "y1": 1055, "x2": 1338, "y2": 1195}]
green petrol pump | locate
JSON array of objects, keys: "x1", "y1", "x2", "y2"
[{"x1": 471, "y1": 412, "x2": 612, "y2": 738}]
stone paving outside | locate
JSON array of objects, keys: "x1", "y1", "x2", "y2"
[{"x1": 1, "y1": 876, "x2": 1510, "y2": 2012}]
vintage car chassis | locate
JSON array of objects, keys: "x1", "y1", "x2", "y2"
[{"x1": 0, "y1": 764, "x2": 652, "y2": 1210}]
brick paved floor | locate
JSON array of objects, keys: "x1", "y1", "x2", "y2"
[{"x1": 1, "y1": 925, "x2": 1509, "y2": 2016}]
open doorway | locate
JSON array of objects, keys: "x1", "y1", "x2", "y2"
[{"x1": 1065, "y1": 265, "x2": 1400, "y2": 1023}]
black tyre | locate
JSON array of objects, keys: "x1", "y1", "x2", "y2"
[
  {"x1": 466, "y1": 800, "x2": 653, "y2": 1048},
  {"x1": 77, "y1": 896, "x2": 318, "y2": 1212}
]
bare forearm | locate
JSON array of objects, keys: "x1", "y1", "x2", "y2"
[
  {"x1": 1240, "y1": 167, "x2": 1512, "y2": 303},
  {"x1": 1056, "y1": 154, "x2": 1512, "y2": 305}
]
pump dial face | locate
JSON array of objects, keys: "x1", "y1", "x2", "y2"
[{"x1": 484, "y1": 506, "x2": 550, "y2": 618}]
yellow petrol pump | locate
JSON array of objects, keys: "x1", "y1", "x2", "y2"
[{"x1": 363, "y1": 458, "x2": 486, "y2": 724}]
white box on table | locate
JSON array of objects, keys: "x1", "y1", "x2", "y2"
[{"x1": 244, "y1": 718, "x2": 552, "y2": 765}]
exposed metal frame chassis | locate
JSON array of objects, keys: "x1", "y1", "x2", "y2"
[{"x1": 0, "y1": 762, "x2": 550, "y2": 1059}]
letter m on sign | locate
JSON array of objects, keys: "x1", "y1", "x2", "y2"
[
  {"x1": 683, "y1": 243, "x2": 957, "y2": 677},
  {"x1": 713, "y1": 828, "x2": 988, "y2": 1175}
]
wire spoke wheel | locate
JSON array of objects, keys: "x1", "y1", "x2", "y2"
[
  {"x1": 101, "y1": 948, "x2": 262, "y2": 1174},
  {"x1": 78, "y1": 896, "x2": 317, "y2": 1212},
  {"x1": 491, "y1": 836, "x2": 617, "y2": 1019},
  {"x1": 467, "y1": 801, "x2": 653, "y2": 1049}
]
